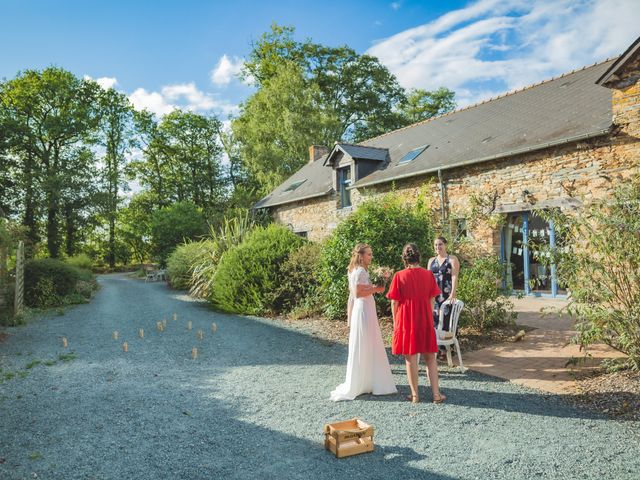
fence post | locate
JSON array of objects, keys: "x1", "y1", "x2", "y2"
[
  {"x1": 0, "y1": 245, "x2": 6, "y2": 309},
  {"x1": 14, "y1": 241, "x2": 24, "y2": 315}
]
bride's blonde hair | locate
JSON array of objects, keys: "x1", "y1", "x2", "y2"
[{"x1": 348, "y1": 243, "x2": 371, "y2": 273}]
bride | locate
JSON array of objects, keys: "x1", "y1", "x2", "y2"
[{"x1": 330, "y1": 243, "x2": 397, "y2": 401}]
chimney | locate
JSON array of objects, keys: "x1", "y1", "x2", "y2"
[{"x1": 309, "y1": 145, "x2": 329, "y2": 164}]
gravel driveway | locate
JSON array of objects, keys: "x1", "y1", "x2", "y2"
[{"x1": 1, "y1": 273, "x2": 638, "y2": 479}]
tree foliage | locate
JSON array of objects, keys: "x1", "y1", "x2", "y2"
[
  {"x1": 233, "y1": 61, "x2": 338, "y2": 194},
  {"x1": 235, "y1": 23, "x2": 456, "y2": 195},
  {"x1": 532, "y1": 178, "x2": 640, "y2": 370},
  {"x1": 150, "y1": 201, "x2": 207, "y2": 265},
  {"x1": 0, "y1": 67, "x2": 101, "y2": 258}
]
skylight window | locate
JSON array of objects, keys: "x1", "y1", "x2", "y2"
[
  {"x1": 284, "y1": 179, "x2": 306, "y2": 192},
  {"x1": 398, "y1": 145, "x2": 428, "y2": 165}
]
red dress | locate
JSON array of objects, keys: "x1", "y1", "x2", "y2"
[{"x1": 386, "y1": 267, "x2": 441, "y2": 355}]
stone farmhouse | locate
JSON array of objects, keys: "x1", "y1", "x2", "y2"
[{"x1": 255, "y1": 37, "x2": 640, "y2": 298}]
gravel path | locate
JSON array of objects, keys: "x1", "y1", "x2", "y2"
[{"x1": 1, "y1": 273, "x2": 638, "y2": 480}]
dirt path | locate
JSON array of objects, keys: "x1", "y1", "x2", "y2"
[{"x1": 0, "y1": 274, "x2": 638, "y2": 479}]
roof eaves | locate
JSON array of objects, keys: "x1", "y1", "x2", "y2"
[
  {"x1": 351, "y1": 128, "x2": 611, "y2": 190},
  {"x1": 596, "y1": 37, "x2": 640, "y2": 85}
]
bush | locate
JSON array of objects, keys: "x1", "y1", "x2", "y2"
[
  {"x1": 190, "y1": 212, "x2": 255, "y2": 298},
  {"x1": 319, "y1": 195, "x2": 434, "y2": 319},
  {"x1": 24, "y1": 258, "x2": 97, "y2": 308},
  {"x1": 166, "y1": 241, "x2": 213, "y2": 290},
  {"x1": 457, "y1": 256, "x2": 516, "y2": 331},
  {"x1": 274, "y1": 242, "x2": 323, "y2": 315},
  {"x1": 210, "y1": 224, "x2": 305, "y2": 314},
  {"x1": 150, "y1": 201, "x2": 207, "y2": 265},
  {"x1": 536, "y1": 178, "x2": 640, "y2": 371},
  {"x1": 65, "y1": 254, "x2": 93, "y2": 270}
]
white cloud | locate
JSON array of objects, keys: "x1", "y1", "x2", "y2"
[
  {"x1": 390, "y1": 2, "x2": 401, "y2": 11},
  {"x1": 129, "y1": 88, "x2": 176, "y2": 116},
  {"x1": 128, "y1": 83, "x2": 239, "y2": 118},
  {"x1": 83, "y1": 75, "x2": 118, "y2": 90},
  {"x1": 368, "y1": 0, "x2": 639, "y2": 106},
  {"x1": 210, "y1": 54, "x2": 244, "y2": 86}
]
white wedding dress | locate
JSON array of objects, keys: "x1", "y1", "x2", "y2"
[{"x1": 330, "y1": 267, "x2": 397, "y2": 401}]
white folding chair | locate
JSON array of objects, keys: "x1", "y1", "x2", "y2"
[
  {"x1": 436, "y1": 299, "x2": 466, "y2": 372},
  {"x1": 145, "y1": 269, "x2": 157, "y2": 282}
]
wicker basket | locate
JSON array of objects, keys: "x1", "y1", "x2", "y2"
[{"x1": 324, "y1": 418, "x2": 374, "y2": 458}]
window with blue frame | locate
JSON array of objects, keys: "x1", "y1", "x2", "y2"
[{"x1": 338, "y1": 167, "x2": 351, "y2": 208}]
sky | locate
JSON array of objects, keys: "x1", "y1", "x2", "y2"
[{"x1": 1, "y1": 0, "x2": 639, "y2": 119}]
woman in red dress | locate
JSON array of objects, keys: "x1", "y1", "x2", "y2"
[{"x1": 386, "y1": 243, "x2": 446, "y2": 404}]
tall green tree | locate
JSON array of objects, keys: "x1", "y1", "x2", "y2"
[
  {"x1": 0, "y1": 68, "x2": 100, "y2": 258},
  {"x1": 233, "y1": 61, "x2": 339, "y2": 194},
  {"x1": 96, "y1": 87, "x2": 137, "y2": 267},
  {"x1": 129, "y1": 110, "x2": 227, "y2": 218},
  {"x1": 236, "y1": 23, "x2": 457, "y2": 195}
]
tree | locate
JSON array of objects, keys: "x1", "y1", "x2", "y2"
[
  {"x1": 96, "y1": 87, "x2": 136, "y2": 267},
  {"x1": 0, "y1": 68, "x2": 100, "y2": 258},
  {"x1": 129, "y1": 110, "x2": 227, "y2": 218},
  {"x1": 235, "y1": 23, "x2": 457, "y2": 196},
  {"x1": 233, "y1": 61, "x2": 338, "y2": 194},
  {"x1": 399, "y1": 87, "x2": 456, "y2": 124},
  {"x1": 150, "y1": 201, "x2": 207, "y2": 265},
  {"x1": 241, "y1": 24, "x2": 407, "y2": 142}
]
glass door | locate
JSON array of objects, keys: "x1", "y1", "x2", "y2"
[{"x1": 501, "y1": 211, "x2": 565, "y2": 297}]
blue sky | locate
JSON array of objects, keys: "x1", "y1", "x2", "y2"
[{"x1": 2, "y1": 0, "x2": 638, "y2": 119}]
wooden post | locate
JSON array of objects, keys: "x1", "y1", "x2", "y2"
[
  {"x1": 14, "y1": 241, "x2": 24, "y2": 316},
  {"x1": 0, "y1": 244, "x2": 7, "y2": 310}
]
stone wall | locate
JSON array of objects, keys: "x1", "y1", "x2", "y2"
[{"x1": 271, "y1": 80, "x2": 640, "y2": 253}]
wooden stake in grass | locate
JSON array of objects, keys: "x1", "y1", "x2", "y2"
[
  {"x1": 123, "y1": 342, "x2": 128, "y2": 352},
  {"x1": 112, "y1": 331, "x2": 119, "y2": 340},
  {"x1": 187, "y1": 320, "x2": 192, "y2": 331},
  {"x1": 211, "y1": 322, "x2": 217, "y2": 333},
  {"x1": 197, "y1": 329, "x2": 204, "y2": 341},
  {"x1": 191, "y1": 347, "x2": 198, "y2": 359},
  {"x1": 139, "y1": 328, "x2": 144, "y2": 338},
  {"x1": 61, "y1": 337, "x2": 68, "y2": 348},
  {"x1": 173, "y1": 313, "x2": 177, "y2": 321},
  {"x1": 156, "y1": 321, "x2": 164, "y2": 332}
]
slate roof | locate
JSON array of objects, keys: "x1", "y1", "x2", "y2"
[
  {"x1": 253, "y1": 154, "x2": 333, "y2": 209},
  {"x1": 255, "y1": 58, "x2": 615, "y2": 208}
]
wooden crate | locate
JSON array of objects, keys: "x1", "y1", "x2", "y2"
[{"x1": 324, "y1": 418, "x2": 374, "y2": 458}]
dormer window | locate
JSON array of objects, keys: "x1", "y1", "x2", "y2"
[
  {"x1": 324, "y1": 143, "x2": 389, "y2": 210},
  {"x1": 337, "y1": 167, "x2": 352, "y2": 208},
  {"x1": 398, "y1": 145, "x2": 429, "y2": 165}
]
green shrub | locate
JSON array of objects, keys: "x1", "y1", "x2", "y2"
[
  {"x1": 166, "y1": 241, "x2": 213, "y2": 290},
  {"x1": 210, "y1": 224, "x2": 305, "y2": 314},
  {"x1": 25, "y1": 259, "x2": 80, "y2": 307},
  {"x1": 65, "y1": 254, "x2": 93, "y2": 270},
  {"x1": 319, "y1": 195, "x2": 434, "y2": 320},
  {"x1": 190, "y1": 212, "x2": 255, "y2": 298},
  {"x1": 24, "y1": 258, "x2": 97, "y2": 308},
  {"x1": 534, "y1": 177, "x2": 640, "y2": 370},
  {"x1": 457, "y1": 256, "x2": 516, "y2": 331},
  {"x1": 275, "y1": 241, "x2": 323, "y2": 315}
]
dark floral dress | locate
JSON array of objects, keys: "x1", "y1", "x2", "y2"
[{"x1": 429, "y1": 256, "x2": 453, "y2": 331}]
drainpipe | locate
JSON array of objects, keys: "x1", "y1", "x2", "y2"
[{"x1": 437, "y1": 169, "x2": 447, "y2": 232}]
